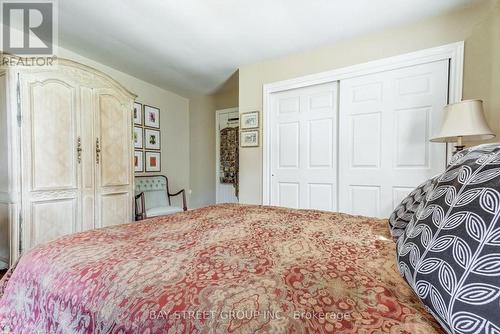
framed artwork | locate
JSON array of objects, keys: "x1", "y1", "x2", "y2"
[
  {"x1": 133, "y1": 102, "x2": 143, "y2": 125},
  {"x1": 240, "y1": 111, "x2": 259, "y2": 129},
  {"x1": 144, "y1": 105, "x2": 160, "y2": 128},
  {"x1": 133, "y1": 127, "x2": 143, "y2": 149},
  {"x1": 241, "y1": 130, "x2": 259, "y2": 147},
  {"x1": 144, "y1": 129, "x2": 161, "y2": 150},
  {"x1": 134, "y1": 151, "x2": 144, "y2": 173},
  {"x1": 145, "y1": 151, "x2": 161, "y2": 172}
]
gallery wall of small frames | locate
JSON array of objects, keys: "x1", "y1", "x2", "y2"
[{"x1": 133, "y1": 102, "x2": 161, "y2": 173}]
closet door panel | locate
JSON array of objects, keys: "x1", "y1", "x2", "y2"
[
  {"x1": 338, "y1": 60, "x2": 449, "y2": 218},
  {"x1": 270, "y1": 82, "x2": 338, "y2": 211},
  {"x1": 95, "y1": 89, "x2": 133, "y2": 227},
  {"x1": 20, "y1": 73, "x2": 81, "y2": 251}
]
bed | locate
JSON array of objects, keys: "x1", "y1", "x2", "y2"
[{"x1": 0, "y1": 204, "x2": 443, "y2": 333}]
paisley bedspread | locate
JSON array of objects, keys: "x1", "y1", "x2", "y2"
[{"x1": 0, "y1": 204, "x2": 443, "y2": 333}]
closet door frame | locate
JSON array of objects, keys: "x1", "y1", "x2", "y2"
[{"x1": 262, "y1": 41, "x2": 464, "y2": 205}]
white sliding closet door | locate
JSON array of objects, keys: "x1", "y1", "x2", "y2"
[
  {"x1": 270, "y1": 82, "x2": 338, "y2": 211},
  {"x1": 338, "y1": 60, "x2": 449, "y2": 218}
]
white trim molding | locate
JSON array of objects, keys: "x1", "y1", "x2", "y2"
[{"x1": 262, "y1": 41, "x2": 464, "y2": 205}]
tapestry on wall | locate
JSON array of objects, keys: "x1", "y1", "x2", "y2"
[{"x1": 220, "y1": 126, "x2": 239, "y2": 197}]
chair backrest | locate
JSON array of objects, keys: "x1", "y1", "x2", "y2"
[{"x1": 135, "y1": 176, "x2": 169, "y2": 210}]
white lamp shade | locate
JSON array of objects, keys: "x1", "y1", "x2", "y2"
[{"x1": 430, "y1": 100, "x2": 495, "y2": 143}]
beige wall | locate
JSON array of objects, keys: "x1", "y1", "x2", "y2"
[
  {"x1": 189, "y1": 95, "x2": 216, "y2": 208},
  {"x1": 239, "y1": 0, "x2": 500, "y2": 204},
  {"x1": 463, "y1": 0, "x2": 500, "y2": 146},
  {"x1": 59, "y1": 48, "x2": 190, "y2": 208},
  {"x1": 189, "y1": 71, "x2": 239, "y2": 208},
  {"x1": 214, "y1": 71, "x2": 239, "y2": 110}
]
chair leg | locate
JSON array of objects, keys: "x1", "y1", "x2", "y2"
[{"x1": 182, "y1": 191, "x2": 187, "y2": 211}]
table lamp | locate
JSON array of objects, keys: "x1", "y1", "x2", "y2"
[{"x1": 430, "y1": 100, "x2": 495, "y2": 153}]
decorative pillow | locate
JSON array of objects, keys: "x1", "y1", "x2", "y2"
[
  {"x1": 389, "y1": 176, "x2": 438, "y2": 240},
  {"x1": 397, "y1": 143, "x2": 500, "y2": 334}
]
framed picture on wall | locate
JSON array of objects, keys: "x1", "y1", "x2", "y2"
[
  {"x1": 240, "y1": 130, "x2": 259, "y2": 147},
  {"x1": 144, "y1": 129, "x2": 161, "y2": 150},
  {"x1": 134, "y1": 151, "x2": 144, "y2": 173},
  {"x1": 133, "y1": 127, "x2": 143, "y2": 149},
  {"x1": 133, "y1": 102, "x2": 143, "y2": 125},
  {"x1": 145, "y1": 151, "x2": 161, "y2": 172},
  {"x1": 144, "y1": 105, "x2": 160, "y2": 128},
  {"x1": 240, "y1": 111, "x2": 259, "y2": 129}
]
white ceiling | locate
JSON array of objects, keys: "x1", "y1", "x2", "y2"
[{"x1": 59, "y1": 0, "x2": 479, "y2": 95}]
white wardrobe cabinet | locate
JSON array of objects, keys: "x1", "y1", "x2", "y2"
[{"x1": 0, "y1": 59, "x2": 136, "y2": 266}]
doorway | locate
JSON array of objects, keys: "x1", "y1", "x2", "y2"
[{"x1": 216, "y1": 108, "x2": 239, "y2": 203}]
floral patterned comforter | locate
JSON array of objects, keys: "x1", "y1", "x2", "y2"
[{"x1": 0, "y1": 204, "x2": 443, "y2": 333}]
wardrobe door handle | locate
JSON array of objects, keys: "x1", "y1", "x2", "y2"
[
  {"x1": 96, "y1": 138, "x2": 101, "y2": 164},
  {"x1": 76, "y1": 137, "x2": 82, "y2": 164}
]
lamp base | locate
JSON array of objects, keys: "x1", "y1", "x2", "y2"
[{"x1": 454, "y1": 145, "x2": 465, "y2": 153}]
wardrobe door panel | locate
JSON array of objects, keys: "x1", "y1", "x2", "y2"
[
  {"x1": 20, "y1": 73, "x2": 81, "y2": 251},
  {"x1": 101, "y1": 192, "x2": 130, "y2": 227},
  {"x1": 80, "y1": 86, "x2": 95, "y2": 231},
  {"x1": 95, "y1": 89, "x2": 133, "y2": 227},
  {"x1": 31, "y1": 80, "x2": 77, "y2": 190},
  {"x1": 99, "y1": 93, "x2": 131, "y2": 186},
  {"x1": 30, "y1": 197, "x2": 77, "y2": 246}
]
